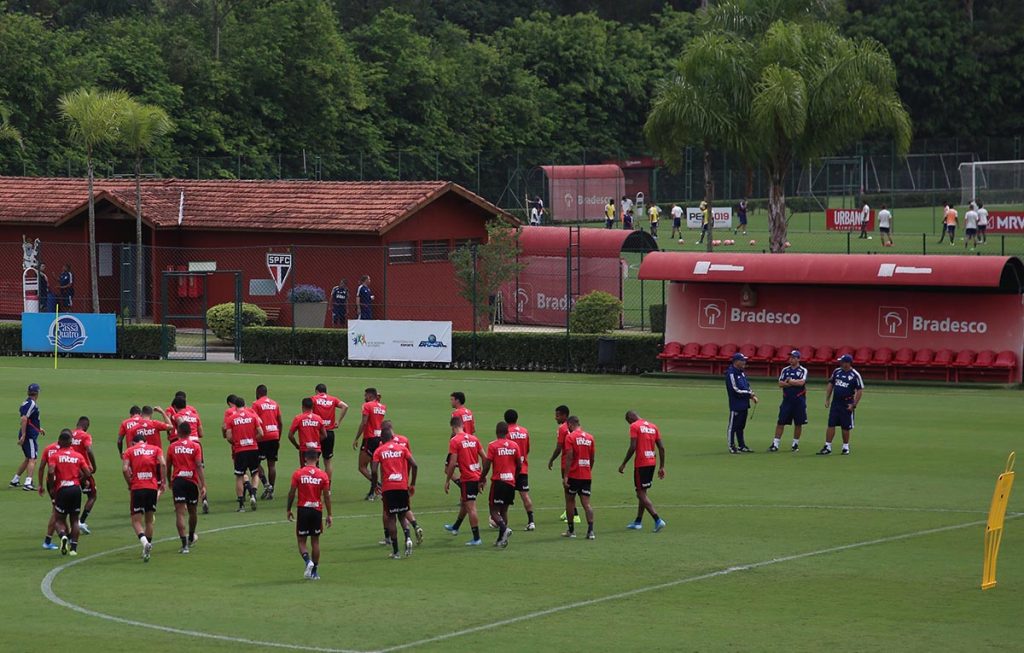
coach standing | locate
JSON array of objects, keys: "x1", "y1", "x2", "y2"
[
  {"x1": 330, "y1": 279, "x2": 348, "y2": 327},
  {"x1": 10, "y1": 383, "x2": 44, "y2": 491},
  {"x1": 818, "y1": 354, "x2": 864, "y2": 456},
  {"x1": 357, "y1": 275, "x2": 374, "y2": 320},
  {"x1": 725, "y1": 353, "x2": 757, "y2": 454}
]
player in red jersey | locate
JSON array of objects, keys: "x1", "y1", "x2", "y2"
[
  {"x1": 450, "y1": 391, "x2": 475, "y2": 435},
  {"x1": 168, "y1": 395, "x2": 204, "y2": 441},
  {"x1": 36, "y1": 439, "x2": 65, "y2": 550},
  {"x1": 167, "y1": 423, "x2": 207, "y2": 553},
  {"x1": 546, "y1": 405, "x2": 579, "y2": 524},
  {"x1": 310, "y1": 383, "x2": 348, "y2": 483},
  {"x1": 226, "y1": 397, "x2": 265, "y2": 512},
  {"x1": 41, "y1": 430, "x2": 93, "y2": 556},
  {"x1": 562, "y1": 416, "x2": 595, "y2": 540},
  {"x1": 253, "y1": 384, "x2": 283, "y2": 500},
  {"x1": 127, "y1": 405, "x2": 173, "y2": 449},
  {"x1": 371, "y1": 428, "x2": 419, "y2": 559},
  {"x1": 376, "y1": 421, "x2": 423, "y2": 550},
  {"x1": 289, "y1": 397, "x2": 327, "y2": 465},
  {"x1": 117, "y1": 405, "x2": 142, "y2": 455},
  {"x1": 122, "y1": 432, "x2": 166, "y2": 562},
  {"x1": 69, "y1": 416, "x2": 98, "y2": 534},
  {"x1": 287, "y1": 450, "x2": 332, "y2": 580},
  {"x1": 504, "y1": 409, "x2": 535, "y2": 530},
  {"x1": 480, "y1": 422, "x2": 522, "y2": 548},
  {"x1": 443, "y1": 416, "x2": 484, "y2": 545},
  {"x1": 620, "y1": 411, "x2": 667, "y2": 532},
  {"x1": 221, "y1": 394, "x2": 238, "y2": 437},
  {"x1": 353, "y1": 387, "x2": 386, "y2": 500}
]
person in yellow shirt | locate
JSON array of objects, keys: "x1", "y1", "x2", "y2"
[
  {"x1": 604, "y1": 199, "x2": 615, "y2": 229},
  {"x1": 696, "y1": 200, "x2": 710, "y2": 245},
  {"x1": 648, "y1": 204, "x2": 660, "y2": 239},
  {"x1": 937, "y1": 202, "x2": 958, "y2": 245}
]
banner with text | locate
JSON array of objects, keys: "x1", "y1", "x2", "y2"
[
  {"x1": 686, "y1": 207, "x2": 733, "y2": 229},
  {"x1": 21, "y1": 312, "x2": 117, "y2": 354},
  {"x1": 826, "y1": 208, "x2": 875, "y2": 231},
  {"x1": 986, "y1": 211, "x2": 1024, "y2": 233},
  {"x1": 499, "y1": 256, "x2": 621, "y2": 326},
  {"x1": 347, "y1": 320, "x2": 452, "y2": 363}
]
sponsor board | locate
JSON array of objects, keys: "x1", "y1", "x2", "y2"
[
  {"x1": 826, "y1": 208, "x2": 875, "y2": 231},
  {"x1": 686, "y1": 207, "x2": 733, "y2": 229},
  {"x1": 986, "y1": 211, "x2": 1024, "y2": 234},
  {"x1": 22, "y1": 313, "x2": 117, "y2": 354},
  {"x1": 498, "y1": 256, "x2": 621, "y2": 326},
  {"x1": 347, "y1": 320, "x2": 452, "y2": 363}
]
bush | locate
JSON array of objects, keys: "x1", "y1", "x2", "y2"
[
  {"x1": 288, "y1": 284, "x2": 326, "y2": 303},
  {"x1": 649, "y1": 304, "x2": 666, "y2": 333},
  {"x1": 242, "y1": 327, "x2": 348, "y2": 364},
  {"x1": 207, "y1": 303, "x2": 267, "y2": 342},
  {"x1": 569, "y1": 291, "x2": 622, "y2": 334},
  {"x1": 0, "y1": 322, "x2": 21, "y2": 354}
]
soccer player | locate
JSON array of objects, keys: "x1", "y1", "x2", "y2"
[
  {"x1": 938, "y1": 202, "x2": 957, "y2": 244},
  {"x1": 504, "y1": 410, "x2": 535, "y2": 530},
  {"x1": 42, "y1": 430, "x2": 92, "y2": 556},
  {"x1": 964, "y1": 202, "x2": 979, "y2": 250},
  {"x1": 253, "y1": 385, "x2": 283, "y2": 499},
  {"x1": 372, "y1": 428, "x2": 419, "y2": 559},
  {"x1": 977, "y1": 200, "x2": 988, "y2": 244},
  {"x1": 10, "y1": 383, "x2": 43, "y2": 491},
  {"x1": 546, "y1": 404, "x2": 579, "y2": 524},
  {"x1": 479, "y1": 422, "x2": 521, "y2": 548},
  {"x1": 562, "y1": 416, "x2": 595, "y2": 540},
  {"x1": 353, "y1": 387, "x2": 386, "y2": 500},
  {"x1": 381, "y1": 421, "x2": 423, "y2": 547},
  {"x1": 670, "y1": 203, "x2": 683, "y2": 240},
  {"x1": 696, "y1": 200, "x2": 710, "y2": 245},
  {"x1": 770, "y1": 350, "x2": 808, "y2": 452},
  {"x1": 450, "y1": 392, "x2": 475, "y2": 435},
  {"x1": 226, "y1": 397, "x2": 265, "y2": 511},
  {"x1": 122, "y1": 432, "x2": 166, "y2": 562},
  {"x1": 128, "y1": 405, "x2": 173, "y2": 449},
  {"x1": 289, "y1": 397, "x2": 327, "y2": 466},
  {"x1": 70, "y1": 417, "x2": 98, "y2": 534},
  {"x1": 604, "y1": 199, "x2": 615, "y2": 229},
  {"x1": 222, "y1": 394, "x2": 238, "y2": 438},
  {"x1": 287, "y1": 450, "x2": 332, "y2": 580},
  {"x1": 117, "y1": 405, "x2": 142, "y2": 455},
  {"x1": 311, "y1": 383, "x2": 348, "y2": 483},
  {"x1": 36, "y1": 437, "x2": 65, "y2": 550},
  {"x1": 735, "y1": 199, "x2": 748, "y2": 235},
  {"x1": 648, "y1": 203, "x2": 660, "y2": 239},
  {"x1": 167, "y1": 422, "x2": 206, "y2": 553},
  {"x1": 858, "y1": 201, "x2": 870, "y2": 239},
  {"x1": 819, "y1": 354, "x2": 865, "y2": 456},
  {"x1": 443, "y1": 416, "x2": 483, "y2": 545},
  {"x1": 725, "y1": 353, "x2": 758, "y2": 453},
  {"x1": 619, "y1": 411, "x2": 666, "y2": 532},
  {"x1": 168, "y1": 395, "x2": 203, "y2": 441},
  {"x1": 877, "y1": 204, "x2": 893, "y2": 246},
  {"x1": 330, "y1": 278, "x2": 348, "y2": 326}
]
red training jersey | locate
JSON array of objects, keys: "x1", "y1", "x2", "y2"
[
  {"x1": 506, "y1": 424, "x2": 530, "y2": 473},
  {"x1": 452, "y1": 406, "x2": 475, "y2": 435},
  {"x1": 169, "y1": 438, "x2": 204, "y2": 486},
  {"x1": 393, "y1": 433, "x2": 411, "y2": 452},
  {"x1": 222, "y1": 407, "x2": 237, "y2": 431},
  {"x1": 485, "y1": 438, "x2": 521, "y2": 486},
  {"x1": 70, "y1": 429, "x2": 94, "y2": 468},
  {"x1": 123, "y1": 442, "x2": 163, "y2": 490},
  {"x1": 373, "y1": 440, "x2": 413, "y2": 492},
  {"x1": 252, "y1": 397, "x2": 282, "y2": 441},
  {"x1": 291, "y1": 411, "x2": 326, "y2": 452},
  {"x1": 361, "y1": 400, "x2": 387, "y2": 439},
  {"x1": 228, "y1": 407, "x2": 262, "y2": 453},
  {"x1": 557, "y1": 422, "x2": 571, "y2": 468},
  {"x1": 118, "y1": 416, "x2": 141, "y2": 441},
  {"x1": 565, "y1": 430, "x2": 595, "y2": 480},
  {"x1": 52, "y1": 447, "x2": 89, "y2": 488},
  {"x1": 629, "y1": 420, "x2": 661, "y2": 469},
  {"x1": 291, "y1": 465, "x2": 330, "y2": 511},
  {"x1": 448, "y1": 432, "x2": 482, "y2": 481},
  {"x1": 174, "y1": 406, "x2": 203, "y2": 440},
  {"x1": 128, "y1": 417, "x2": 172, "y2": 449},
  {"x1": 311, "y1": 392, "x2": 343, "y2": 429}
]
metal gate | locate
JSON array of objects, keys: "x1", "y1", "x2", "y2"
[{"x1": 160, "y1": 270, "x2": 242, "y2": 360}]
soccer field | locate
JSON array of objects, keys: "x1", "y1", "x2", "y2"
[{"x1": 1, "y1": 357, "x2": 1021, "y2": 652}]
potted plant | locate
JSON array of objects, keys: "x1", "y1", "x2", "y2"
[{"x1": 288, "y1": 284, "x2": 327, "y2": 328}]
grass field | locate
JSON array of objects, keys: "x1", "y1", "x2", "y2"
[{"x1": 1, "y1": 357, "x2": 1021, "y2": 652}]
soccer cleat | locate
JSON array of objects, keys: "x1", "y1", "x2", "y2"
[
  {"x1": 626, "y1": 521, "x2": 643, "y2": 530},
  {"x1": 443, "y1": 524, "x2": 459, "y2": 536},
  {"x1": 260, "y1": 486, "x2": 271, "y2": 500},
  {"x1": 791, "y1": 443, "x2": 800, "y2": 452},
  {"x1": 465, "y1": 538, "x2": 482, "y2": 546},
  {"x1": 68, "y1": 550, "x2": 78, "y2": 557},
  {"x1": 42, "y1": 541, "x2": 59, "y2": 550},
  {"x1": 304, "y1": 560, "x2": 315, "y2": 578},
  {"x1": 142, "y1": 541, "x2": 152, "y2": 562},
  {"x1": 415, "y1": 526, "x2": 424, "y2": 545},
  {"x1": 841, "y1": 449, "x2": 851, "y2": 456},
  {"x1": 22, "y1": 483, "x2": 35, "y2": 492},
  {"x1": 738, "y1": 446, "x2": 754, "y2": 453},
  {"x1": 559, "y1": 511, "x2": 567, "y2": 522},
  {"x1": 561, "y1": 531, "x2": 576, "y2": 539},
  {"x1": 378, "y1": 538, "x2": 392, "y2": 546},
  {"x1": 310, "y1": 572, "x2": 320, "y2": 580},
  {"x1": 586, "y1": 532, "x2": 596, "y2": 540},
  {"x1": 654, "y1": 518, "x2": 667, "y2": 533},
  {"x1": 179, "y1": 546, "x2": 190, "y2": 554},
  {"x1": 767, "y1": 445, "x2": 779, "y2": 452},
  {"x1": 488, "y1": 518, "x2": 497, "y2": 529},
  {"x1": 364, "y1": 491, "x2": 376, "y2": 502},
  {"x1": 236, "y1": 505, "x2": 245, "y2": 512},
  {"x1": 78, "y1": 522, "x2": 91, "y2": 535},
  {"x1": 250, "y1": 495, "x2": 257, "y2": 511},
  {"x1": 189, "y1": 533, "x2": 199, "y2": 546},
  {"x1": 201, "y1": 498, "x2": 209, "y2": 514},
  {"x1": 405, "y1": 537, "x2": 414, "y2": 557},
  {"x1": 816, "y1": 446, "x2": 831, "y2": 456},
  {"x1": 388, "y1": 552, "x2": 402, "y2": 560},
  {"x1": 525, "y1": 522, "x2": 536, "y2": 531},
  {"x1": 574, "y1": 514, "x2": 582, "y2": 524},
  {"x1": 498, "y1": 529, "x2": 512, "y2": 548},
  {"x1": 59, "y1": 535, "x2": 69, "y2": 556},
  {"x1": 729, "y1": 447, "x2": 739, "y2": 454},
  {"x1": 8, "y1": 480, "x2": 19, "y2": 488}
]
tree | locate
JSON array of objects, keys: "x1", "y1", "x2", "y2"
[
  {"x1": 120, "y1": 99, "x2": 172, "y2": 319},
  {"x1": 449, "y1": 220, "x2": 525, "y2": 329},
  {"x1": 58, "y1": 87, "x2": 131, "y2": 312},
  {"x1": 0, "y1": 103, "x2": 23, "y2": 150}
]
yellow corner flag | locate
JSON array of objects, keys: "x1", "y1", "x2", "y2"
[
  {"x1": 982, "y1": 451, "x2": 1015, "y2": 590},
  {"x1": 53, "y1": 305, "x2": 59, "y2": 370}
]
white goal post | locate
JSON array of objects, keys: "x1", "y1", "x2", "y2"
[{"x1": 959, "y1": 160, "x2": 1024, "y2": 207}]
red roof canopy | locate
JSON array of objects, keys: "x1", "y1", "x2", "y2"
[
  {"x1": 518, "y1": 226, "x2": 657, "y2": 257},
  {"x1": 638, "y1": 252, "x2": 1024, "y2": 291},
  {"x1": 538, "y1": 164, "x2": 624, "y2": 180}
]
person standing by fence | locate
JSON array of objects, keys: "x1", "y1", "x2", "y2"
[
  {"x1": 357, "y1": 275, "x2": 374, "y2": 320},
  {"x1": 330, "y1": 279, "x2": 348, "y2": 327}
]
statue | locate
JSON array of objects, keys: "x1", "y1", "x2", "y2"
[{"x1": 22, "y1": 234, "x2": 41, "y2": 270}]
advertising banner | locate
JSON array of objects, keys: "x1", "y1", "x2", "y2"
[
  {"x1": 347, "y1": 320, "x2": 452, "y2": 363},
  {"x1": 686, "y1": 207, "x2": 733, "y2": 229},
  {"x1": 986, "y1": 211, "x2": 1024, "y2": 233},
  {"x1": 21, "y1": 313, "x2": 118, "y2": 354},
  {"x1": 499, "y1": 256, "x2": 622, "y2": 326},
  {"x1": 826, "y1": 208, "x2": 875, "y2": 231},
  {"x1": 549, "y1": 179, "x2": 624, "y2": 222}
]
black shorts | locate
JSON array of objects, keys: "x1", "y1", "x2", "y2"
[
  {"x1": 634, "y1": 466, "x2": 655, "y2": 490},
  {"x1": 978, "y1": 224, "x2": 987, "y2": 232},
  {"x1": 172, "y1": 477, "x2": 199, "y2": 505},
  {"x1": 567, "y1": 478, "x2": 592, "y2": 496},
  {"x1": 946, "y1": 225, "x2": 956, "y2": 235},
  {"x1": 515, "y1": 473, "x2": 530, "y2": 492},
  {"x1": 234, "y1": 449, "x2": 261, "y2": 476},
  {"x1": 322, "y1": 431, "x2": 336, "y2": 460},
  {"x1": 460, "y1": 480, "x2": 479, "y2": 502},
  {"x1": 258, "y1": 439, "x2": 280, "y2": 462},
  {"x1": 296, "y1": 507, "x2": 323, "y2": 537},
  {"x1": 966, "y1": 228, "x2": 977, "y2": 237},
  {"x1": 131, "y1": 488, "x2": 158, "y2": 514},
  {"x1": 362, "y1": 436, "x2": 382, "y2": 456},
  {"x1": 54, "y1": 486, "x2": 82, "y2": 515},
  {"x1": 879, "y1": 226, "x2": 890, "y2": 233},
  {"x1": 383, "y1": 489, "x2": 410, "y2": 515},
  {"x1": 777, "y1": 400, "x2": 808, "y2": 426},
  {"x1": 490, "y1": 481, "x2": 516, "y2": 506},
  {"x1": 828, "y1": 404, "x2": 856, "y2": 430}
]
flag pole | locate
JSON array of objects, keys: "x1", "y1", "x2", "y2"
[{"x1": 53, "y1": 304, "x2": 59, "y2": 369}]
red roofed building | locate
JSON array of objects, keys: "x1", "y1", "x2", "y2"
[{"x1": 0, "y1": 177, "x2": 513, "y2": 328}]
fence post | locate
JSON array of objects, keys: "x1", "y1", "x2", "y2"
[
  {"x1": 1001, "y1": 235, "x2": 1005, "y2": 256},
  {"x1": 565, "y1": 246, "x2": 571, "y2": 372},
  {"x1": 639, "y1": 251, "x2": 645, "y2": 330},
  {"x1": 846, "y1": 231, "x2": 851, "y2": 254},
  {"x1": 289, "y1": 245, "x2": 296, "y2": 363},
  {"x1": 471, "y1": 244, "x2": 478, "y2": 368},
  {"x1": 922, "y1": 232, "x2": 926, "y2": 255}
]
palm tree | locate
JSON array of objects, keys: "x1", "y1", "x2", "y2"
[
  {"x1": 0, "y1": 103, "x2": 24, "y2": 151},
  {"x1": 59, "y1": 88, "x2": 131, "y2": 312},
  {"x1": 120, "y1": 100, "x2": 172, "y2": 320}
]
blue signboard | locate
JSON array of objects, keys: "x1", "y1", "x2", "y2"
[{"x1": 21, "y1": 313, "x2": 117, "y2": 354}]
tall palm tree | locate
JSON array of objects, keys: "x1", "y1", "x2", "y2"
[
  {"x1": 120, "y1": 100, "x2": 172, "y2": 320},
  {"x1": 59, "y1": 88, "x2": 131, "y2": 312},
  {"x1": 0, "y1": 103, "x2": 24, "y2": 151}
]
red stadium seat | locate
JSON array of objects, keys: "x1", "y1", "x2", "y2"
[
  {"x1": 974, "y1": 350, "x2": 997, "y2": 367},
  {"x1": 739, "y1": 343, "x2": 757, "y2": 359},
  {"x1": 718, "y1": 343, "x2": 739, "y2": 360},
  {"x1": 658, "y1": 341, "x2": 683, "y2": 360},
  {"x1": 835, "y1": 345, "x2": 855, "y2": 359},
  {"x1": 774, "y1": 346, "x2": 796, "y2": 363},
  {"x1": 930, "y1": 349, "x2": 954, "y2": 367},
  {"x1": 811, "y1": 345, "x2": 834, "y2": 363},
  {"x1": 752, "y1": 344, "x2": 775, "y2": 361},
  {"x1": 681, "y1": 342, "x2": 701, "y2": 359},
  {"x1": 951, "y1": 350, "x2": 976, "y2": 367},
  {"x1": 870, "y1": 347, "x2": 894, "y2": 365},
  {"x1": 911, "y1": 348, "x2": 934, "y2": 366},
  {"x1": 697, "y1": 343, "x2": 719, "y2": 359},
  {"x1": 854, "y1": 347, "x2": 873, "y2": 365},
  {"x1": 994, "y1": 350, "x2": 1018, "y2": 368},
  {"x1": 893, "y1": 348, "x2": 915, "y2": 365},
  {"x1": 796, "y1": 346, "x2": 815, "y2": 362}
]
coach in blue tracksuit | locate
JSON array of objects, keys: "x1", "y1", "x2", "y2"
[
  {"x1": 725, "y1": 353, "x2": 758, "y2": 454},
  {"x1": 818, "y1": 354, "x2": 864, "y2": 456},
  {"x1": 10, "y1": 383, "x2": 43, "y2": 491}
]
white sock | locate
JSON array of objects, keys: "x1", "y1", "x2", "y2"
[
  {"x1": 140, "y1": 536, "x2": 149, "y2": 546},
  {"x1": 824, "y1": 442, "x2": 832, "y2": 451},
  {"x1": 11, "y1": 474, "x2": 18, "y2": 483},
  {"x1": 842, "y1": 444, "x2": 850, "y2": 451},
  {"x1": 772, "y1": 438, "x2": 781, "y2": 447},
  {"x1": 792, "y1": 439, "x2": 800, "y2": 447}
]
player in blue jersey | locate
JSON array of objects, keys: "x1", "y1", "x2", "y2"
[
  {"x1": 10, "y1": 383, "x2": 44, "y2": 491},
  {"x1": 818, "y1": 354, "x2": 864, "y2": 456},
  {"x1": 725, "y1": 353, "x2": 758, "y2": 453},
  {"x1": 769, "y1": 350, "x2": 808, "y2": 452}
]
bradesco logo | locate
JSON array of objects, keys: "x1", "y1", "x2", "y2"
[
  {"x1": 878, "y1": 305, "x2": 988, "y2": 337},
  {"x1": 698, "y1": 299, "x2": 727, "y2": 329},
  {"x1": 697, "y1": 298, "x2": 801, "y2": 329},
  {"x1": 878, "y1": 306, "x2": 909, "y2": 339}
]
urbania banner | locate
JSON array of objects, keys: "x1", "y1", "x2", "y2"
[
  {"x1": 347, "y1": 320, "x2": 453, "y2": 363},
  {"x1": 21, "y1": 313, "x2": 117, "y2": 354},
  {"x1": 826, "y1": 208, "x2": 875, "y2": 231},
  {"x1": 686, "y1": 207, "x2": 733, "y2": 229}
]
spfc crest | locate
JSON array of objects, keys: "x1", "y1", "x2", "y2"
[{"x1": 266, "y1": 253, "x2": 292, "y2": 293}]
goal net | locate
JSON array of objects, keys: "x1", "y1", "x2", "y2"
[{"x1": 959, "y1": 160, "x2": 1024, "y2": 208}]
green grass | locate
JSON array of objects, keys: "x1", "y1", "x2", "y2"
[{"x1": 1, "y1": 357, "x2": 1021, "y2": 652}]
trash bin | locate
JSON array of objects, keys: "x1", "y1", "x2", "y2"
[{"x1": 597, "y1": 337, "x2": 617, "y2": 367}]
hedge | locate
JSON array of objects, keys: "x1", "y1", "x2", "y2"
[
  {"x1": 0, "y1": 321, "x2": 173, "y2": 359},
  {"x1": 241, "y1": 326, "x2": 661, "y2": 373}
]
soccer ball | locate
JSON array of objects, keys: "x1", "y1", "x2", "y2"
[
  {"x1": 783, "y1": 241, "x2": 792, "y2": 248},
  {"x1": 678, "y1": 239, "x2": 685, "y2": 244},
  {"x1": 749, "y1": 239, "x2": 757, "y2": 246},
  {"x1": 867, "y1": 236, "x2": 873, "y2": 240},
  {"x1": 712, "y1": 239, "x2": 722, "y2": 246}
]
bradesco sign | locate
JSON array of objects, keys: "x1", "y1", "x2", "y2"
[{"x1": 826, "y1": 208, "x2": 875, "y2": 231}]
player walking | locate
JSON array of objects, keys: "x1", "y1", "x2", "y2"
[
  {"x1": 372, "y1": 429, "x2": 419, "y2": 559},
  {"x1": 450, "y1": 392, "x2": 475, "y2": 435},
  {"x1": 619, "y1": 411, "x2": 666, "y2": 532},
  {"x1": 226, "y1": 398, "x2": 265, "y2": 511},
  {"x1": 37, "y1": 438, "x2": 65, "y2": 550},
  {"x1": 964, "y1": 203, "x2": 979, "y2": 250},
  {"x1": 443, "y1": 416, "x2": 483, "y2": 545},
  {"x1": 725, "y1": 353, "x2": 757, "y2": 453},
  {"x1": 504, "y1": 409, "x2": 535, "y2": 530},
  {"x1": 122, "y1": 432, "x2": 166, "y2": 562},
  {"x1": 10, "y1": 383, "x2": 43, "y2": 491},
  {"x1": 41, "y1": 430, "x2": 93, "y2": 556},
  {"x1": 671, "y1": 204, "x2": 683, "y2": 240},
  {"x1": 818, "y1": 354, "x2": 864, "y2": 456},
  {"x1": 287, "y1": 450, "x2": 332, "y2": 580},
  {"x1": 353, "y1": 388, "x2": 386, "y2": 500},
  {"x1": 378, "y1": 421, "x2": 423, "y2": 548},
  {"x1": 769, "y1": 350, "x2": 808, "y2": 452},
  {"x1": 253, "y1": 385, "x2": 282, "y2": 500},
  {"x1": 117, "y1": 406, "x2": 142, "y2": 455},
  {"x1": 977, "y1": 201, "x2": 988, "y2": 244},
  {"x1": 547, "y1": 404, "x2": 580, "y2": 524},
  {"x1": 877, "y1": 205, "x2": 893, "y2": 246},
  {"x1": 937, "y1": 202, "x2": 958, "y2": 244},
  {"x1": 562, "y1": 416, "x2": 596, "y2": 540},
  {"x1": 70, "y1": 417, "x2": 98, "y2": 534},
  {"x1": 479, "y1": 422, "x2": 522, "y2": 548},
  {"x1": 167, "y1": 423, "x2": 206, "y2": 553},
  {"x1": 128, "y1": 405, "x2": 173, "y2": 449},
  {"x1": 289, "y1": 398, "x2": 327, "y2": 466},
  {"x1": 311, "y1": 384, "x2": 348, "y2": 483}
]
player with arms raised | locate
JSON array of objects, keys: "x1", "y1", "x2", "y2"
[
  {"x1": 479, "y1": 422, "x2": 521, "y2": 548},
  {"x1": 620, "y1": 411, "x2": 666, "y2": 532},
  {"x1": 353, "y1": 387, "x2": 386, "y2": 500},
  {"x1": 372, "y1": 429, "x2": 419, "y2": 559},
  {"x1": 122, "y1": 432, "x2": 166, "y2": 562},
  {"x1": 287, "y1": 450, "x2": 332, "y2": 580},
  {"x1": 167, "y1": 422, "x2": 206, "y2": 553}
]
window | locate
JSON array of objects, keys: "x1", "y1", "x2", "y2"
[
  {"x1": 421, "y1": 240, "x2": 451, "y2": 262},
  {"x1": 388, "y1": 241, "x2": 416, "y2": 264}
]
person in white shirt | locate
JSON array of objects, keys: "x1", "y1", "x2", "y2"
[
  {"x1": 877, "y1": 204, "x2": 893, "y2": 246},
  {"x1": 964, "y1": 203, "x2": 979, "y2": 250},
  {"x1": 858, "y1": 202, "x2": 870, "y2": 239},
  {"x1": 976, "y1": 200, "x2": 989, "y2": 244},
  {"x1": 670, "y1": 204, "x2": 683, "y2": 240}
]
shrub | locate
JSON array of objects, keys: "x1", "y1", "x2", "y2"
[
  {"x1": 288, "y1": 284, "x2": 326, "y2": 303},
  {"x1": 649, "y1": 304, "x2": 666, "y2": 333},
  {"x1": 0, "y1": 322, "x2": 21, "y2": 354},
  {"x1": 569, "y1": 291, "x2": 622, "y2": 334},
  {"x1": 207, "y1": 303, "x2": 267, "y2": 342},
  {"x1": 118, "y1": 324, "x2": 175, "y2": 359}
]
